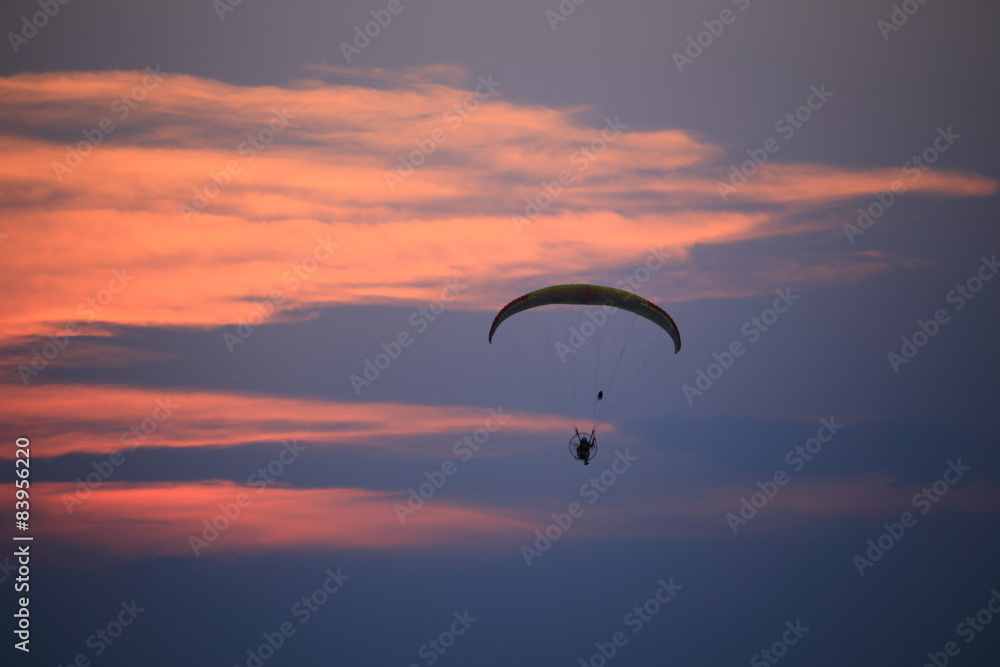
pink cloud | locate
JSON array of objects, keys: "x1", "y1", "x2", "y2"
[
  {"x1": 28, "y1": 481, "x2": 536, "y2": 558},
  {"x1": 0, "y1": 384, "x2": 560, "y2": 458},
  {"x1": 0, "y1": 66, "x2": 995, "y2": 344}
]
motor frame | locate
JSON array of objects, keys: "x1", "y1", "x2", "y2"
[{"x1": 568, "y1": 430, "x2": 598, "y2": 462}]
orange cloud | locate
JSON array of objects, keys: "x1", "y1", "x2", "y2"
[
  {"x1": 27, "y1": 481, "x2": 536, "y2": 558},
  {"x1": 0, "y1": 66, "x2": 995, "y2": 344},
  {"x1": 0, "y1": 383, "x2": 560, "y2": 458},
  {"x1": 21, "y1": 471, "x2": 1000, "y2": 561}
]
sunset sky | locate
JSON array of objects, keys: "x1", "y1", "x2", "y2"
[{"x1": 2, "y1": 0, "x2": 999, "y2": 665}]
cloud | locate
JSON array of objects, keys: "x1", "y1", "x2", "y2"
[
  {"x1": 0, "y1": 66, "x2": 995, "y2": 344},
  {"x1": 0, "y1": 383, "x2": 560, "y2": 458},
  {"x1": 21, "y1": 469, "x2": 1000, "y2": 560},
  {"x1": 29, "y1": 481, "x2": 536, "y2": 558}
]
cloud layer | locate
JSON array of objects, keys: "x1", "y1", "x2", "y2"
[{"x1": 1, "y1": 66, "x2": 995, "y2": 343}]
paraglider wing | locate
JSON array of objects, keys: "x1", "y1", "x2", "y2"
[{"x1": 488, "y1": 284, "x2": 681, "y2": 353}]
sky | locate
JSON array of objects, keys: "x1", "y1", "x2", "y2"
[{"x1": 1, "y1": 0, "x2": 999, "y2": 665}]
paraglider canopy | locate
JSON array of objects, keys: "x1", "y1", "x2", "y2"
[{"x1": 489, "y1": 284, "x2": 681, "y2": 352}]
